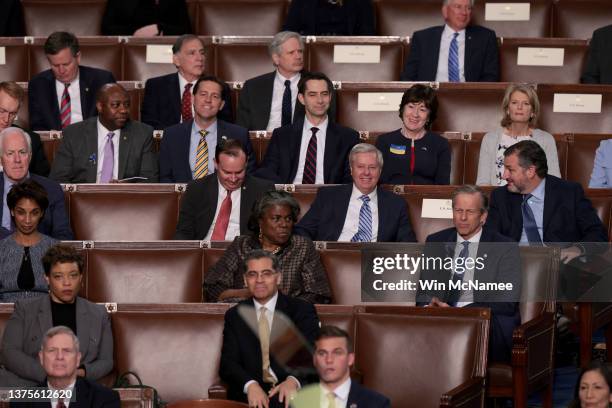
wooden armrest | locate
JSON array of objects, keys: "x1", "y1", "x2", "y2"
[
  {"x1": 441, "y1": 377, "x2": 485, "y2": 408},
  {"x1": 208, "y1": 380, "x2": 228, "y2": 400}
]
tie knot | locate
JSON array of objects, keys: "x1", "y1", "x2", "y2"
[
  {"x1": 185, "y1": 83, "x2": 193, "y2": 91},
  {"x1": 452, "y1": 32, "x2": 459, "y2": 39},
  {"x1": 284, "y1": 79, "x2": 291, "y2": 87},
  {"x1": 107, "y1": 132, "x2": 114, "y2": 140},
  {"x1": 360, "y1": 194, "x2": 370, "y2": 203},
  {"x1": 311, "y1": 127, "x2": 319, "y2": 136},
  {"x1": 64, "y1": 83, "x2": 70, "y2": 89},
  {"x1": 199, "y1": 129, "x2": 209, "y2": 139},
  {"x1": 259, "y1": 306, "x2": 267, "y2": 319},
  {"x1": 523, "y1": 193, "x2": 533, "y2": 202},
  {"x1": 461, "y1": 241, "x2": 470, "y2": 250}
]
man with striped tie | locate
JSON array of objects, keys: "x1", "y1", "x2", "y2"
[
  {"x1": 294, "y1": 143, "x2": 416, "y2": 243},
  {"x1": 399, "y1": 0, "x2": 499, "y2": 82},
  {"x1": 28, "y1": 32, "x2": 116, "y2": 131},
  {"x1": 160, "y1": 75, "x2": 255, "y2": 183}
]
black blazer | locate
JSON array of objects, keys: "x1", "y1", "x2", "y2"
[
  {"x1": 159, "y1": 119, "x2": 256, "y2": 183},
  {"x1": 282, "y1": 0, "x2": 375, "y2": 35},
  {"x1": 101, "y1": 0, "x2": 192, "y2": 35},
  {"x1": 10, "y1": 377, "x2": 120, "y2": 408},
  {"x1": 141, "y1": 72, "x2": 233, "y2": 129},
  {"x1": 400, "y1": 25, "x2": 499, "y2": 82},
  {"x1": 174, "y1": 173, "x2": 275, "y2": 240},
  {"x1": 255, "y1": 119, "x2": 359, "y2": 184},
  {"x1": 581, "y1": 24, "x2": 612, "y2": 84},
  {"x1": 0, "y1": 173, "x2": 73, "y2": 240},
  {"x1": 27, "y1": 66, "x2": 116, "y2": 131},
  {"x1": 294, "y1": 184, "x2": 416, "y2": 242},
  {"x1": 486, "y1": 175, "x2": 609, "y2": 245},
  {"x1": 219, "y1": 292, "x2": 320, "y2": 403}
]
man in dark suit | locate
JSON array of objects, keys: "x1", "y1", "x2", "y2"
[
  {"x1": 581, "y1": 24, "x2": 612, "y2": 84},
  {"x1": 0, "y1": 127, "x2": 72, "y2": 240},
  {"x1": 292, "y1": 325, "x2": 390, "y2": 408},
  {"x1": 295, "y1": 143, "x2": 416, "y2": 242},
  {"x1": 9, "y1": 326, "x2": 119, "y2": 407},
  {"x1": 400, "y1": 0, "x2": 499, "y2": 82},
  {"x1": 256, "y1": 72, "x2": 358, "y2": 184},
  {"x1": 50, "y1": 83, "x2": 158, "y2": 183},
  {"x1": 1, "y1": 245, "x2": 113, "y2": 387},
  {"x1": 175, "y1": 139, "x2": 274, "y2": 240},
  {"x1": 160, "y1": 75, "x2": 255, "y2": 183},
  {"x1": 418, "y1": 185, "x2": 521, "y2": 363},
  {"x1": 220, "y1": 250, "x2": 320, "y2": 407},
  {"x1": 0, "y1": 81, "x2": 49, "y2": 176},
  {"x1": 28, "y1": 31, "x2": 116, "y2": 131},
  {"x1": 141, "y1": 34, "x2": 232, "y2": 129}
]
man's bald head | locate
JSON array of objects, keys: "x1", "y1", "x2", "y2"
[{"x1": 96, "y1": 83, "x2": 130, "y2": 131}]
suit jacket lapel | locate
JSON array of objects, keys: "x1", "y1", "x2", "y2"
[
  {"x1": 75, "y1": 298, "x2": 90, "y2": 358},
  {"x1": 170, "y1": 73, "x2": 182, "y2": 121},
  {"x1": 201, "y1": 174, "x2": 220, "y2": 235},
  {"x1": 332, "y1": 184, "x2": 353, "y2": 240},
  {"x1": 262, "y1": 73, "x2": 276, "y2": 124},
  {"x1": 180, "y1": 120, "x2": 194, "y2": 180},
  {"x1": 542, "y1": 177, "x2": 555, "y2": 241},
  {"x1": 46, "y1": 74, "x2": 61, "y2": 126},
  {"x1": 464, "y1": 26, "x2": 475, "y2": 81},
  {"x1": 85, "y1": 119, "x2": 100, "y2": 183},
  {"x1": 239, "y1": 176, "x2": 252, "y2": 234},
  {"x1": 38, "y1": 297, "x2": 53, "y2": 340},
  {"x1": 79, "y1": 67, "x2": 93, "y2": 117},
  {"x1": 289, "y1": 121, "x2": 304, "y2": 181},
  {"x1": 430, "y1": 26, "x2": 444, "y2": 75},
  {"x1": 117, "y1": 121, "x2": 132, "y2": 180},
  {"x1": 510, "y1": 191, "x2": 524, "y2": 241},
  {"x1": 0, "y1": 173, "x2": 4, "y2": 222},
  {"x1": 322, "y1": 122, "x2": 339, "y2": 183},
  {"x1": 376, "y1": 188, "x2": 388, "y2": 241}
]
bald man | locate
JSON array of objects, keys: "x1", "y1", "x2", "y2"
[{"x1": 50, "y1": 83, "x2": 158, "y2": 183}]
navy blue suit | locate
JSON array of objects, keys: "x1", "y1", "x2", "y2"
[
  {"x1": 294, "y1": 184, "x2": 416, "y2": 242},
  {"x1": 141, "y1": 72, "x2": 233, "y2": 130},
  {"x1": 418, "y1": 227, "x2": 521, "y2": 362},
  {"x1": 27, "y1": 66, "x2": 116, "y2": 131},
  {"x1": 346, "y1": 381, "x2": 390, "y2": 407},
  {"x1": 400, "y1": 25, "x2": 499, "y2": 82},
  {"x1": 0, "y1": 173, "x2": 73, "y2": 240},
  {"x1": 159, "y1": 119, "x2": 255, "y2": 183},
  {"x1": 255, "y1": 119, "x2": 359, "y2": 184}
]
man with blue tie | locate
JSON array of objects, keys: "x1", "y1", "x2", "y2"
[{"x1": 400, "y1": 0, "x2": 499, "y2": 82}]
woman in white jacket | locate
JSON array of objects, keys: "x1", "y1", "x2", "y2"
[{"x1": 476, "y1": 83, "x2": 560, "y2": 185}]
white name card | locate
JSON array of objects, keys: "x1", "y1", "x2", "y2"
[
  {"x1": 333, "y1": 45, "x2": 380, "y2": 63},
  {"x1": 357, "y1": 92, "x2": 403, "y2": 111},
  {"x1": 517, "y1": 47, "x2": 564, "y2": 66},
  {"x1": 421, "y1": 199, "x2": 453, "y2": 219},
  {"x1": 553, "y1": 94, "x2": 602, "y2": 113},
  {"x1": 145, "y1": 45, "x2": 173, "y2": 64},
  {"x1": 485, "y1": 3, "x2": 530, "y2": 21},
  {"x1": 0, "y1": 47, "x2": 5, "y2": 65}
]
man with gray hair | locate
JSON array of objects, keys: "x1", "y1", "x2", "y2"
[
  {"x1": 0, "y1": 127, "x2": 72, "y2": 239},
  {"x1": 295, "y1": 143, "x2": 415, "y2": 242},
  {"x1": 236, "y1": 31, "x2": 307, "y2": 131},
  {"x1": 141, "y1": 34, "x2": 232, "y2": 129},
  {"x1": 400, "y1": 0, "x2": 499, "y2": 82},
  {"x1": 10, "y1": 326, "x2": 119, "y2": 407}
]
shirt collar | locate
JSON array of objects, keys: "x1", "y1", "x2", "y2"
[
  {"x1": 530, "y1": 178, "x2": 546, "y2": 201},
  {"x1": 192, "y1": 119, "x2": 217, "y2": 134},
  {"x1": 275, "y1": 70, "x2": 300, "y2": 84},
  {"x1": 55, "y1": 71, "x2": 80, "y2": 87},
  {"x1": 351, "y1": 183, "x2": 377, "y2": 202},
  {"x1": 321, "y1": 377, "x2": 351, "y2": 402},
  {"x1": 456, "y1": 227, "x2": 483, "y2": 244},
  {"x1": 443, "y1": 24, "x2": 466, "y2": 38},
  {"x1": 97, "y1": 118, "x2": 119, "y2": 137},
  {"x1": 253, "y1": 290, "x2": 279, "y2": 313},
  {"x1": 4, "y1": 171, "x2": 29, "y2": 185},
  {"x1": 178, "y1": 72, "x2": 196, "y2": 90},
  {"x1": 304, "y1": 116, "x2": 328, "y2": 133}
]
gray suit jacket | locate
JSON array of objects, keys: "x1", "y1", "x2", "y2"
[
  {"x1": 0, "y1": 296, "x2": 113, "y2": 386},
  {"x1": 49, "y1": 117, "x2": 158, "y2": 183}
]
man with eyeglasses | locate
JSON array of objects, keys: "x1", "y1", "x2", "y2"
[
  {"x1": 0, "y1": 81, "x2": 49, "y2": 176},
  {"x1": 220, "y1": 249, "x2": 320, "y2": 408}
]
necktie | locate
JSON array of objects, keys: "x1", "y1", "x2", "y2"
[
  {"x1": 211, "y1": 190, "x2": 232, "y2": 240},
  {"x1": 194, "y1": 130, "x2": 209, "y2": 179},
  {"x1": 351, "y1": 195, "x2": 372, "y2": 242},
  {"x1": 448, "y1": 241, "x2": 470, "y2": 306},
  {"x1": 281, "y1": 79, "x2": 292, "y2": 126},
  {"x1": 100, "y1": 132, "x2": 114, "y2": 183},
  {"x1": 258, "y1": 307, "x2": 276, "y2": 384},
  {"x1": 327, "y1": 392, "x2": 337, "y2": 408},
  {"x1": 448, "y1": 32, "x2": 460, "y2": 82},
  {"x1": 57, "y1": 398, "x2": 66, "y2": 408},
  {"x1": 60, "y1": 83, "x2": 71, "y2": 129},
  {"x1": 181, "y1": 83, "x2": 193, "y2": 122},
  {"x1": 522, "y1": 194, "x2": 543, "y2": 245},
  {"x1": 302, "y1": 127, "x2": 318, "y2": 184}
]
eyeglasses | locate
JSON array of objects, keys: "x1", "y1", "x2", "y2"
[
  {"x1": 245, "y1": 270, "x2": 278, "y2": 280},
  {"x1": 0, "y1": 107, "x2": 18, "y2": 120}
]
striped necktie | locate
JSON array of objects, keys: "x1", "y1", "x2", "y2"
[
  {"x1": 60, "y1": 83, "x2": 71, "y2": 129},
  {"x1": 302, "y1": 127, "x2": 318, "y2": 184},
  {"x1": 448, "y1": 32, "x2": 460, "y2": 82},
  {"x1": 194, "y1": 129, "x2": 209, "y2": 179},
  {"x1": 351, "y1": 195, "x2": 372, "y2": 242}
]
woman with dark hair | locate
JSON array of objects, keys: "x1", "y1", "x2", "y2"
[
  {"x1": 204, "y1": 190, "x2": 331, "y2": 304},
  {"x1": 568, "y1": 361, "x2": 612, "y2": 408},
  {"x1": 375, "y1": 84, "x2": 451, "y2": 185},
  {"x1": 0, "y1": 179, "x2": 57, "y2": 302}
]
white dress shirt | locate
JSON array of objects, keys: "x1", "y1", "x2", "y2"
[
  {"x1": 293, "y1": 117, "x2": 328, "y2": 184},
  {"x1": 338, "y1": 185, "x2": 379, "y2": 242},
  {"x1": 320, "y1": 377, "x2": 351, "y2": 408},
  {"x1": 55, "y1": 75, "x2": 83, "y2": 125},
  {"x1": 204, "y1": 179, "x2": 242, "y2": 241},
  {"x1": 96, "y1": 119, "x2": 120, "y2": 182},
  {"x1": 435, "y1": 25, "x2": 466, "y2": 82},
  {"x1": 267, "y1": 71, "x2": 300, "y2": 131},
  {"x1": 48, "y1": 379, "x2": 76, "y2": 408},
  {"x1": 177, "y1": 72, "x2": 196, "y2": 122},
  {"x1": 454, "y1": 228, "x2": 482, "y2": 307}
]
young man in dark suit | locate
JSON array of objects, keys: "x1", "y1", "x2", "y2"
[
  {"x1": 28, "y1": 32, "x2": 116, "y2": 131},
  {"x1": 295, "y1": 143, "x2": 416, "y2": 242},
  {"x1": 292, "y1": 325, "x2": 390, "y2": 408},
  {"x1": 256, "y1": 72, "x2": 358, "y2": 184},
  {"x1": 220, "y1": 250, "x2": 320, "y2": 407},
  {"x1": 160, "y1": 75, "x2": 255, "y2": 183},
  {"x1": 400, "y1": 0, "x2": 499, "y2": 82}
]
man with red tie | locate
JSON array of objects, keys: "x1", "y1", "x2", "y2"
[{"x1": 174, "y1": 138, "x2": 274, "y2": 240}]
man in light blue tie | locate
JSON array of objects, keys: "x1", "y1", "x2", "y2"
[{"x1": 400, "y1": 0, "x2": 499, "y2": 82}]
